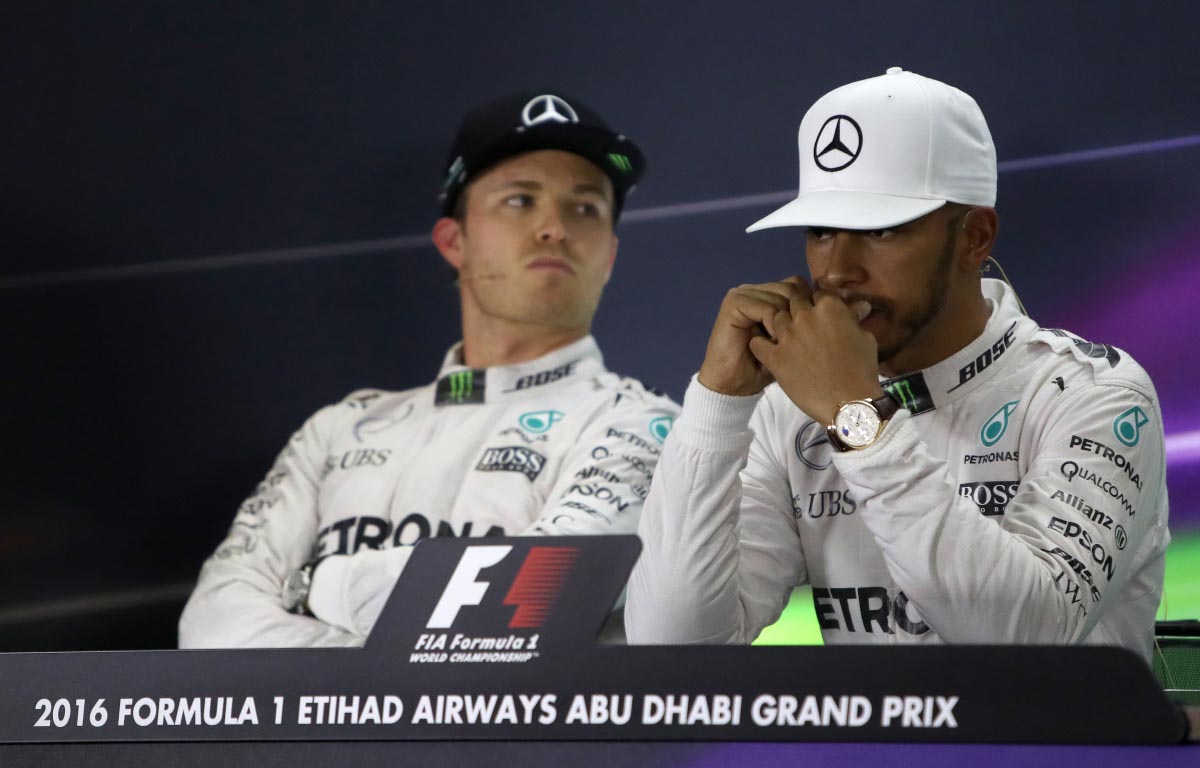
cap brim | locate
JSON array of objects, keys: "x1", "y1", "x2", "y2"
[{"x1": 746, "y1": 191, "x2": 947, "y2": 232}]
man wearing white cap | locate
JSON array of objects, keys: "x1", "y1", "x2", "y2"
[{"x1": 626, "y1": 68, "x2": 1169, "y2": 660}]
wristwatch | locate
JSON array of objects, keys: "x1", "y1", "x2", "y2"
[
  {"x1": 282, "y1": 561, "x2": 318, "y2": 616},
  {"x1": 826, "y1": 393, "x2": 900, "y2": 452}
]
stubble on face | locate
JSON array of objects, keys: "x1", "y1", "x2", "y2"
[
  {"x1": 815, "y1": 207, "x2": 965, "y2": 367},
  {"x1": 874, "y1": 224, "x2": 957, "y2": 364}
]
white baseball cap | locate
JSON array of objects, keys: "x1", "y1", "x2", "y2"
[{"x1": 747, "y1": 67, "x2": 996, "y2": 232}]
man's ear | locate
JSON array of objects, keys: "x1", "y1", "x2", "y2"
[
  {"x1": 432, "y1": 217, "x2": 465, "y2": 269},
  {"x1": 959, "y1": 207, "x2": 999, "y2": 272},
  {"x1": 604, "y1": 235, "x2": 618, "y2": 283}
]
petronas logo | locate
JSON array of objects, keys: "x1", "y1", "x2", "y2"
[
  {"x1": 607, "y1": 153, "x2": 633, "y2": 173},
  {"x1": 885, "y1": 380, "x2": 917, "y2": 412},
  {"x1": 649, "y1": 416, "x2": 674, "y2": 444},
  {"x1": 519, "y1": 410, "x2": 564, "y2": 434},
  {"x1": 1113, "y1": 406, "x2": 1149, "y2": 447},
  {"x1": 981, "y1": 401, "x2": 1019, "y2": 447},
  {"x1": 448, "y1": 371, "x2": 474, "y2": 402}
]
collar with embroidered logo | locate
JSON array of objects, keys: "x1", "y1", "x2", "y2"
[
  {"x1": 434, "y1": 335, "x2": 605, "y2": 406},
  {"x1": 880, "y1": 279, "x2": 1037, "y2": 415}
]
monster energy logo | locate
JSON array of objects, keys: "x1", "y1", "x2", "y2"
[
  {"x1": 436, "y1": 369, "x2": 485, "y2": 405},
  {"x1": 607, "y1": 153, "x2": 633, "y2": 173},
  {"x1": 885, "y1": 381, "x2": 917, "y2": 411},
  {"x1": 450, "y1": 371, "x2": 473, "y2": 401},
  {"x1": 881, "y1": 372, "x2": 934, "y2": 415}
]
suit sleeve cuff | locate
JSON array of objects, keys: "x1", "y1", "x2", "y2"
[{"x1": 673, "y1": 375, "x2": 763, "y2": 452}]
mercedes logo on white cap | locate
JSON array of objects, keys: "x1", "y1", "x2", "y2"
[
  {"x1": 521, "y1": 94, "x2": 580, "y2": 127},
  {"x1": 813, "y1": 114, "x2": 863, "y2": 172}
]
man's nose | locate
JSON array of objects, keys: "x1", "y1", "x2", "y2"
[
  {"x1": 536, "y1": 205, "x2": 567, "y2": 243},
  {"x1": 813, "y1": 233, "x2": 867, "y2": 290}
]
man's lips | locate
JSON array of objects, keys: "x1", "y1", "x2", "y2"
[{"x1": 526, "y1": 257, "x2": 576, "y2": 274}]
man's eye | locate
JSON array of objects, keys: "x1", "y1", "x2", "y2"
[
  {"x1": 866, "y1": 228, "x2": 896, "y2": 239},
  {"x1": 807, "y1": 227, "x2": 832, "y2": 240},
  {"x1": 575, "y1": 202, "x2": 601, "y2": 217},
  {"x1": 504, "y1": 194, "x2": 534, "y2": 208}
]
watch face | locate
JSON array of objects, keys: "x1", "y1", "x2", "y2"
[
  {"x1": 834, "y1": 402, "x2": 882, "y2": 449},
  {"x1": 282, "y1": 569, "x2": 310, "y2": 613}
]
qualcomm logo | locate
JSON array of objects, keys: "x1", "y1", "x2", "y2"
[
  {"x1": 1112, "y1": 406, "x2": 1149, "y2": 447},
  {"x1": 980, "y1": 401, "x2": 1019, "y2": 447},
  {"x1": 519, "y1": 410, "x2": 564, "y2": 434},
  {"x1": 649, "y1": 416, "x2": 674, "y2": 444},
  {"x1": 427, "y1": 545, "x2": 578, "y2": 630}
]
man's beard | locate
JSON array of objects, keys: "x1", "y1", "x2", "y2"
[{"x1": 874, "y1": 231, "x2": 955, "y2": 364}]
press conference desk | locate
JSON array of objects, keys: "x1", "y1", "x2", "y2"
[{"x1": 1, "y1": 537, "x2": 1193, "y2": 766}]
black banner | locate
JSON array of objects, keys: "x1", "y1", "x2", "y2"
[{"x1": 0, "y1": 536, "x2": 1186, "y2": 745}]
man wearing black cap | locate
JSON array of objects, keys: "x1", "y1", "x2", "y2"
[{"x1": 179, "y1": 91, "x2": 677, "y2": 647}]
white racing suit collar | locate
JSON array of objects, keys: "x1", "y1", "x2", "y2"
[
  {"x1": 881, "y1": 278, "x2": 1040, "y2": 415},
  {"x1": 434, "y1": 335, "x2": 606, "y2": 406}
]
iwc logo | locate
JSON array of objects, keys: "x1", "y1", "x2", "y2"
[
  {"x1": 521, "y1": 95, "x2": 579, "y2": 127},
  {"x1": 813, "y1": 115, "x2": 863, "y2": 172}
]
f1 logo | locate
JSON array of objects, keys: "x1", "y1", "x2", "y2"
[
  {"x1": 427, "y1": 545, "x2": 512, "y2": 628},
  {"x1": 426, "y1": 544, "x2": 580, "y2": 630}
]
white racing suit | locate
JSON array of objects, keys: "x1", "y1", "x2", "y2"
[
  {"x1": 627, "y1": 280, "x2": 1168, "y2": 662},
  {"x1": 180, "y1": 336, "x2": 679, "y2": 647}
]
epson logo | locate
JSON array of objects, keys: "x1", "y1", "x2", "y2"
[
  {"x1": 958, "y1": 481, "x2": 1019, "y2": 516},
  {"x1": 1046, "y1": 517, "x2": 1117, "y2": 579},
  {"x1": 475, "y1": 446, "x2": 547, "y2": 481},
  {"x1": 427, "y1": 545, "x2": 578, "y2": 630}
]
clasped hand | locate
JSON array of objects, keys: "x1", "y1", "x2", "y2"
[{"x1": 696, "y1": 276, "x2": 884, "y2": 424}]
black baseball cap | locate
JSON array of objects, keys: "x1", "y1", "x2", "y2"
[{"x1": 438, "y1": 90, "x2": 645, "y2": 222}]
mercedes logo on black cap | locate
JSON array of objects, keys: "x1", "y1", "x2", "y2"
[
  {"x1": 813, "y1": 115, "x2": 863, "y2": 172},
  {"x1": 521, "y1": 95, "x2": 580, "y2": 127}
]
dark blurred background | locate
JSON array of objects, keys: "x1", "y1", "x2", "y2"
[{"x1": 2, "y1": 1, "x2": 1198, "y2": 650}]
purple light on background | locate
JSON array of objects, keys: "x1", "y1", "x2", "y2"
[
  {"x1": 1166, "y1": 430, "x2": 1200, "y2": 464},
  {"x1": 1056, "y1": 228, "x2": 1200, "y2": 430},
  {"x1": 1054, "y1": 227, "x2": 1200, "y2": 528},
  {"x1": 998, "y1": 133, "x2": 1200, "y2": 174}
]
